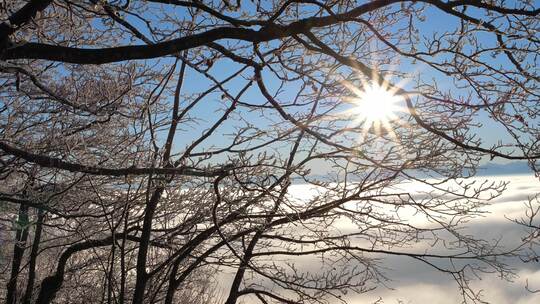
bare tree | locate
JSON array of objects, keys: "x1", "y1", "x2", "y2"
[{"x1": 0, "y1": 1, "x2": 539, "y2": 304}]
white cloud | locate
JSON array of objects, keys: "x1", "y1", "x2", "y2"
[{"x1": 220, "y1": 174, "x2": 540, "y2": 303}]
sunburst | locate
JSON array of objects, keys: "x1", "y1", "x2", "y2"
[{"x1": 341, "y1": 79, "x2": 406, "y2": 140}]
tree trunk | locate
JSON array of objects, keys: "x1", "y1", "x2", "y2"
[
  {"x1": 5, "y1": 204, "x2": 30, "y2": 304},
  {"x1": 21, "y1": 209, "x2": 44, "y2": 304}
]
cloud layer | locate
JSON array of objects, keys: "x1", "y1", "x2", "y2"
[{"x1": 218, "y1": 174, "x2": 540, "y2": 304}]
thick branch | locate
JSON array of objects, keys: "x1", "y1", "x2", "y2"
[
  {"x1": 0, "y1": 141, "x2": 229, "y2": 177},
  {"x1": 0, "y1": 0, "x2": 53, "y2": 46},
  {"x1": 2, "y1": 0, "x2": 403, "y2": 64}
]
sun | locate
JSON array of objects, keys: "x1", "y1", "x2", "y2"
[
  {"x1": 341, "y1": 81, "x2": 404, "y2": 138},
  {"x1": 356, "y1": 84, "x2": 401, "y2": 121}
]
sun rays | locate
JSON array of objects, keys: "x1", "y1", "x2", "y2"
[{"x1": 341, "y1": 78, "x2": 407, "y2": 141}]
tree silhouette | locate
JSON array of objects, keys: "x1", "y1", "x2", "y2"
[{"x1": 0, "y1": 1, "x2": 538, "y2": 303}]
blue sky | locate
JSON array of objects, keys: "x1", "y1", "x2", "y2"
[{"x1": 108, "y1": 1, "x2": 538, "y2": 175}]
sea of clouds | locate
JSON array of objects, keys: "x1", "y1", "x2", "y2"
[
  {"x1": 217, "y1": 174, "x2": 540, "y2": 303},
  {"x1": 340, "y1": 174, "x2": 540, "y2": 303}
]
